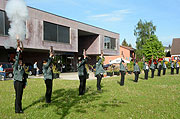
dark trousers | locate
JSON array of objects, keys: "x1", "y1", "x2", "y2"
[
  {"x1": 134, "y1": 72, "x2": 139, "y2": 82},
  {"x1": 151, "y1": 69, "x2": 155, "y2": 78},
  {"x1": 158, "y1": 69, "x2": 161, "y2": 76},
  {"x1": 120, "y1": 71, "x2": 125, "y2": 86},
  {"x1": 176, "y1": 67, "x2": 179, "y2": 74},
  {"x1": 171, "y1": 68, "x2": 174, "y2": 75},
  {"x1": 97, "y1": 74, "x2": 102, "y2": 90},
  {"x1": 144, "y1": 70, "x2": 148, "y2": 80},
  {"x1": 163, "y1": 68, "x2": 166, "y2": 75},
  {"x1": 14, "y1": 81, "x2": 24, "y2": 112},
  {"x1": 79, "y1": 76, "x2": 86, "y2": 95},
  {"x1": 45, "y1": 79, "x2": 53, "y2": 103}
]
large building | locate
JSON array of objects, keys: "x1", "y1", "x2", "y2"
[{"x1": 0, "y1": 0, "x2": 119, "y2": 71}]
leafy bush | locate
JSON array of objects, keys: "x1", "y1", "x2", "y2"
[
  {"x1": 127, "y1": 61, "x2": 134, "y2": 71},
  {"x1": 138, "y1": 62, "x2": 144, "y2": 70}
]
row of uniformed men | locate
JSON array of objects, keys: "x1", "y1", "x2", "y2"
[
  {"x1": 125, "y1": 56, "x2": 179, "y2": 85},
  {"x1": 12, "y1": 47, "x2": 180, "y2": 113},
  {"x1": 13, "y1": 48, "x2": 105, "y2": 113}
]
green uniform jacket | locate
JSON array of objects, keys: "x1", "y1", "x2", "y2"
[
  {"x1": 13, "y1": 52, "x2": 25, "y2": 81},
  {"x1": 157, "y1": 62, "x2": 162, "y2": 69},
  {"x1": 43, "y1": 57, "x2": 53, "y2": 80},
  {"x1": 175, "y1": 62, "x2": 179, "y2": 68},
  {"x1": 170, "y1": 60, "x2": 174, "y2": 68},
  {"x1": 133, "y1": 60, "x2": 140, "y2": 72},
  {"x1": 120, "y1": 58, "x2": 126, "y2": 71},
  {"x1": 162, "y1": 60, "x2": 167, "y2": 69},
  {"x1": 95, "y1": 58, "x2": 105, "y2": 76},
  {"x1": 78, "y1": 58, "x2": 88, "y2": 76},
  {"x1": 143, "y1": 61, "x2": 149, "y2": 71},
  {"x1": 150, "y1": 59, "x2": 155, "y2": 70}
]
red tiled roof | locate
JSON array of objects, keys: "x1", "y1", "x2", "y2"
[{"x1": 120, "y1": 45, "x2": 135, "y2": 51}]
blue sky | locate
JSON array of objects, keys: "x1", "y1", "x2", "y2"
[{"x1": 24, "y1": 0, "x2": 180, "y2": 48}]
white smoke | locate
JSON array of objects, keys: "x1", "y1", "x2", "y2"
[{"x1": 4, "y1": 0, "x2": 28, "y2": 49}]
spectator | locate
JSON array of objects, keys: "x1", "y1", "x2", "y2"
[
  {"x1": 0, "y1": 64, "x2": 6, "y2": 80},
  {"x1": 33, "y1": 62, "x2": 39, "y2": 76}
]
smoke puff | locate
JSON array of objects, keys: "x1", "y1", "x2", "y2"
[{"x1": 5, "y1": 0, "x2": 28, "y2": 48}]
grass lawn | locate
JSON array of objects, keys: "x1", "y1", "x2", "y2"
[{"x1": 0, "y1": 71, "x2": 180, "y2": 119}]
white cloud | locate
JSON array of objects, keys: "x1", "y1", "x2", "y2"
[{"x1": 88, "y1": 9, "x2": 131, "y2": 22}]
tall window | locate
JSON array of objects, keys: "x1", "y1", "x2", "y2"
[
  {"x1": 44, "y1": 21, "x2": 70, "y2": 43},
  {"x1": 0, "y1": 10, "x2": 10, "y2": 36},
  {"x1": 104, "y1": 36, "x2": 116, "y2": 49}
]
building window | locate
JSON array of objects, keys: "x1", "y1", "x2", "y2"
[
  {"x1": 104, "y1": 36, "x2": 116, "y2": 50},
  {"x1": 0, "y1": 10, "x2": 10, "y2": 36},
  {"x1": 44, "y1": 21, "x2": 70, "y2": 43}
]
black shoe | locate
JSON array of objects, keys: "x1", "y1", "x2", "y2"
[
  {"x1": 15, "y1": 110, "x2": 24, "y2": 114},
  {"x1": 46, "y1": 101, "x2": 51, "y2": 104}
]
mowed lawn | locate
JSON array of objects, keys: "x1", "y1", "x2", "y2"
[{"x1": 0, "y1": 71, "x2": 180, "y2": 119}]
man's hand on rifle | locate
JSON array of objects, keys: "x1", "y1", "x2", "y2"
[
  {"x1": 17, "y1": 47, "x2": 21, "y2": 52},
  {"x1": 101, "y1": 50, "x2": 103, "y2": 57},
  {"x1": 83, "y1": 49, "x2": 87, "y2": 59},
  {"x1": 50, "y1": 53, "x2": 54, "y2": 58}
]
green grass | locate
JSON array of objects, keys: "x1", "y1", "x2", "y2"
[{"x1": 0, "y1": 70, "x2": 180, "y2": 119}]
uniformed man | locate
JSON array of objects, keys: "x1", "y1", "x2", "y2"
[
  {"x1": 13, "y1": 47, "x2": 27, "y2": 113},
  {"x1": 78, "y1": 50, "x2": 88, "y2": 95},
  {"x1": 157, "y1": 60, "x2": 162, "y2": 76},
  {"x1": 162, "y1": 57, "x2": 167, "y2": 75},
  {"x1": 120, "y1": 58, "x2": 126, "y2": 86},
  {"x1": 42, "y1": 52, "x2": 54, "y2": 103},
  {"x1": 170, "y1": 58, "x2": 174, "y2": 75},
  {"x1": 143, "y1": 58, "x2": 149, "y2": 80},
  {"x1": 150, "y1": 56, "x2": 155, "y2": 78},
  {"x1": 175, "y1": 59, "x2": 179, "y2": 74},
  {"x1": 133, "y1": 60, "x2": 140, "y2": 82},
  {"x1": 95, "y1": 51, "x2": 105, "y2": 91}
]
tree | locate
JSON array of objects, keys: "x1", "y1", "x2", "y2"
[
  {"x1": 142, "y1": 35, "x2": 165, "y2": 61},
  {"x1": 122, "y1": 38, "x2": 128, "y2": 47},
  {"x1": 134, "y1": 19, "x2": 156, "y2": 59},
  {"x1": 128, "y1": 44, "x2": 132, "y2": 47}
]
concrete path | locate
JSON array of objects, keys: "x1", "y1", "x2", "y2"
[
  {"x1": 1, "y1": 72, "x2": 119, "y2": 81},
  {"x1": 28, "y1": 72, "x2": 97, "y2": 80}
]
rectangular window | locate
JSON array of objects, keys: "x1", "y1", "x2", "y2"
[
  {"x1": 0, "y1": 10, "x2": 10, "y2": 36},
  {"x1": 44, "y1": 21, "x2": 57, "y2": 42},
  {"x1": 5, "y1": 12, "x2": 10, "y2": 35},
  {"x1": 0, "y1": 10, "x2": 5, "y2": 35},
  {"x1": 104, "y1": 36, "x2": 116, "y2": 50},
  {"x1": 57, "y1": 25, "x2": 70, "y2": 43},
  {"x1": 44, "y1": 21, "x2": 70, "y2": 43}
]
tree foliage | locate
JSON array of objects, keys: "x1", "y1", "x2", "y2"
[
  {"x1": 128, "y1": 44, "x2": 132, "y2": 47},
  {"x1": 122, "y1": 38, "x2": 132, "y2": 47},
  {"x1": 134, "y1": 19, "x2": 156, "y2": 59},
  {"x1": 122, "y1": 38, "x2": 128, "y2": 47},
  {"x1": 142, "y1": 35, "x2": 165, "y2": 61}
]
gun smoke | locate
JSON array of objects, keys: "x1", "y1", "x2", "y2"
[{"x1": 4, "y1": 0, "x2": 28, "y2": 49}]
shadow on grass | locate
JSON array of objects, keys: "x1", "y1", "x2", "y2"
[
  {"x1": 139, "y1": 76, "x2": 144, "y2": 80},
  {"x1": 98, "y1": 98, "x2": 128, "y2": 112},
  {"x1": 127, "y1": 78, "x2": 134, "y2": 82},
  {"x1": 23, "y1": 96, "x2": 45, "y2": 111},
  {"x1": 25, "y1": 86, "x2": 104, "y2": 119}
]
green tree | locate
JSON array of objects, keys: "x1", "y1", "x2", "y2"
[
  {"x1": 134, "y1": 19, "x2": 156, "y2": 59},
  {"x1": 122, "y1": 38, "x2": 128, "y2": 46},
  {"x1": 128, "y1": 44, "x2": 132, "y2": 47},
  {"x1": 142, "y1": 35, "x2": 165, "y2": 61}
]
